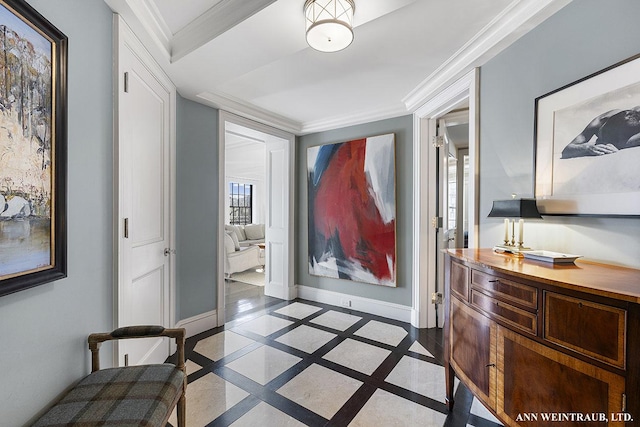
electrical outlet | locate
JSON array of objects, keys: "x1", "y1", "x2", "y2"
[{"x1": 341, "y1": 299, "x2": 352, "y2": 307}]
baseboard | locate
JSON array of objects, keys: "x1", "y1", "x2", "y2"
[
  {"x1": 175, "y1": 309, "x2": 218, "y2": 338},
  {"x1": 296, "y1": 285, "x2": 412, "y2": 323}
]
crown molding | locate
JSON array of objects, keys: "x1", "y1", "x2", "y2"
[
  {"x1": 196, "y1": 91, "x2": 303, "y2": 135},
  {"x1": 197, "y1": 90, "x2": 409, "y2": 135},
  {"x1": 138, "y1": 0, "x2": 174, "y2": 49},
  {"x1": 402, "y1": 0, "x2": 572, "y2": 112},
  {"x1": 201, "y1": 0, "x2": 571, "y2": 135},
  {"x1": 104, "y1": 0, "x2": 172, "y2": 62},
  {"x1": 171, "y1": 0, "x2": 278, "y2": 62},
  {"x1": 107, "y1": 0, "x2": 572, "y2": 137},
  {"x1": 300, "y1": 104, "x2": 409, "y2": 135}
]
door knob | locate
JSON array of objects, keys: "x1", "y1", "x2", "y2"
[{"x1": 164, "y1": 248, "x2": 176, "y2": 256}]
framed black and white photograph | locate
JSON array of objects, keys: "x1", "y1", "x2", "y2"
[
  {"x1": 0, "y1": 0, "x2": 67, "y2": 297},
  {"x1": 535, "y1": 53, "x2": 640, "y2": 217}
]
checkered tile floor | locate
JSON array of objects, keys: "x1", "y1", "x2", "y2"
[{"x1": 168, "y1": 299, "x2": 503, "y2": 427}]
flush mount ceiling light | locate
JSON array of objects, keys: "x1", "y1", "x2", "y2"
[{"x1": 304, "y1": 0, "x2": 355, "y2": 53}]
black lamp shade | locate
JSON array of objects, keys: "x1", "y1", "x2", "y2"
[{"x1": 488, "y1": 198, "x2": 542, "y2": 219}]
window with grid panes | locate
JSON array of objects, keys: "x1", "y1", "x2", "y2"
[{"x1": 229, "y1": 182, "x2": 253, "y2": 225}]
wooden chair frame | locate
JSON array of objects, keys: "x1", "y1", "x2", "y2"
[{"x1": 88, "y1": 326, "x2": 186, "y2": 427}]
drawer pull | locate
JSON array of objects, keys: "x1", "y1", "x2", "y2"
[
  {"x1": 488, "y1": 280, "x2": 499, "y2": 283},
  {"x1": 486, "y1": 363, "x2": 496, "y2": 368}
]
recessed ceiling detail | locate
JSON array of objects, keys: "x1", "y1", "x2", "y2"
[{"x1": 105, "y1": 0, "x2": 571, "y2": 135}]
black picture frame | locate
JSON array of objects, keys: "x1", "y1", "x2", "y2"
[
  {"x1": 0, "y1": 0, "x2": 67, "y2": 297},
  {"x1": 534, "y1": 53, "x2": 640, "y2": 217}
]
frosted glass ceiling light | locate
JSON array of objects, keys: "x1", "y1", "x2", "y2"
[{"x1": 304, "y1": 0, "x2": 355, "y2": 52}]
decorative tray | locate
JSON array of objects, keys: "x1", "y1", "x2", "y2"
[{"x1": 521, "y1": 250, "x2": 582, "y2": 264}]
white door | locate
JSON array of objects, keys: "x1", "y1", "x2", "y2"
[
  {"x1": 435, "y1": 112, "x2": 470, "y2": 327},
  {"x1": 264, "y1": 135, "x2": 293, "y2": 300},
  {"x1": 115, "y1": 17, "x2": 175, "y2": 366},
  {"x1": 434, "y1": 121, "x2": 452, "y2": 327}
]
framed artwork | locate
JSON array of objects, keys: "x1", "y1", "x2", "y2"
[
  {"x1": 307, "y1": 133, "x2": 396, "y2": 287},
  {"x1": 0, "y1": 0, "x2": 67, "y2": 297},
  {"x1": 535, "y1": 53, "x2": 640, "y2": 217}
]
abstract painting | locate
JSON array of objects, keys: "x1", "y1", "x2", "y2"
[
  {"x1": 307, "y1": 134, "x2": 396, "y2": 286},
  {"x1": 0, "y1": 0, "x2": 67, "y2": 297}
]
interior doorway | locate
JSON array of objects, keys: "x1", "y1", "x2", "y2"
[
  {"x1": 224, "y1": 131, "x2": 268, "y2": 318},
  {"x1": 217, "y1": 112, "x2": 295, "y2": 326},
  {"x1": 434, "y1": 110, "x2": 470, "y2": 326},
  {"x1": 411, "y1": 69, "x2": 479, "y2": 329}
]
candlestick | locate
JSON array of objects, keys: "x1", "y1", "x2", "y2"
[
  {"x1": 518, "y1": 219, "x2": 524, "y2": 246},
  {"x1": 504, "y1": 219, "x2": 509, "y2": 243}
]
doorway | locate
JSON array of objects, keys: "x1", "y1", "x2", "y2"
[
  {"x1": 411, "y1": 69, "x2": 479, "y2": 329},
  {"x1": 434, "y1": 110, "x2": 470, "y2": 326},
  {"x1": 217, "y1": 112, "x2": 295, "y2": 326},
  {"x1": 223, "y1": 129, "x2": 268, "y2": 318}
]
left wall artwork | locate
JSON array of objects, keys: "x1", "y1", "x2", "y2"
[
  {"x1": 0, "y1": 0, "x2": 113, "y2": 424},
  {"x1": 0, "y1": 0, "x2": 67, "y2": 296}
]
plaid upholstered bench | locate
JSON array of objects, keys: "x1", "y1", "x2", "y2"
[{"x1": 33, "y1": 326, "x2": 186, "y2": 427}]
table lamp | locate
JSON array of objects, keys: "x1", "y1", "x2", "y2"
[{"x1": 488, "y1": 197, "x2": 542, "y2": 253}]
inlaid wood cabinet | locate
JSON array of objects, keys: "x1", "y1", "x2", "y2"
[{"x1": 444, "y1": 249, "x2": 640, "y2": 427}]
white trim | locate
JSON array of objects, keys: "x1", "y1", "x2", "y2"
[
  {"x1": 198, "y1": 92, "x2": 302, "y2": 135},
  {"x1": 104, "y1": 1, "x2": 172, "y2": 63},
  {"x1": 129, "y1": 0, "x2": 172, "y2": 53},
  {"x1": 403, "y1": 0, "x2": 571, "y2": 111},
  {"x1": 217, "y1": 111, "x2": 227, "y2": 327},
  {"x1": 300, "y1": 104, "x2": 408, "y2": 135},
  {"x1": 175, "y1": 310, "x2": 218, "y2": 339},
  {"x1": 411, "y1": 113, "x2": 429, "y2": 329},
  {"x1": 411, "y1": 69, "x2": 479, "y2": 329},
  {"x1": 297, "y1": 285, "x2": 412, "y2": 323}
]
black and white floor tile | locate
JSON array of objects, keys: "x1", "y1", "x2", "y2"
[{"x1": 169, "y1": 299, "x2": 503, "y2": 427}]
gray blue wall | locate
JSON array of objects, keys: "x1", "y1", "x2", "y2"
[
  {"x1": 176, "y1": 95, "x2": 219, "y2": 319},
  {"x1": 296, "y1": 116, "x2": 413, "y2": 306},
  {"x1": 4, "y1": 0, "x2": 640, "y2": 423},
  {"x1": 479, "y1": 0, "x2": 640, "y2": 267},
  {"x1": 0, "y1": 1, "x2": 114, "y2": 423}
]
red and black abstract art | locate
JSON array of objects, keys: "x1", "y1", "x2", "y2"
[{"x1": 307, "y1": 134, "x2": 396, "y2": 286}]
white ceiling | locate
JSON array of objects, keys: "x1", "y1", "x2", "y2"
[
  {"x1": 104, "y1": 0, "x2": 571, "y2": 135},
  {"x1": 225, "y1": 132, "x2": 266, "y2": 181}
]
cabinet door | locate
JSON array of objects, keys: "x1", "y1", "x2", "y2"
[
  {"x1": 497, "y1": 326, "x2": 626, "y2": 427},
  {"x1": 450, "y1": 260, "x2": 470, "y2": 301},
  {"x1": 450, "y1": 297, "x2": 496, "y2": 409}
]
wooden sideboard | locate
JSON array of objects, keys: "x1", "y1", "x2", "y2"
[{"x1": 444, "y1": 249, "x2": 640, "y2": 427}]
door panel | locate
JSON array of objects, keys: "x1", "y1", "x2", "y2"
[
  {"x1": 497, "y1": 326, "x2": 625, "y2": 427},
  {"x1": 116, "y1": 18, "x2": 174, "y2": 366},
  {"x1": 450, "y1": 298, "x2": 497, "y2": 409},
  {"x1": 129, "y1": 79, "x2": 164, "y2": 245},
  {"x1": 265, "y1": 139, "x2": 288, "y2": 297}
]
